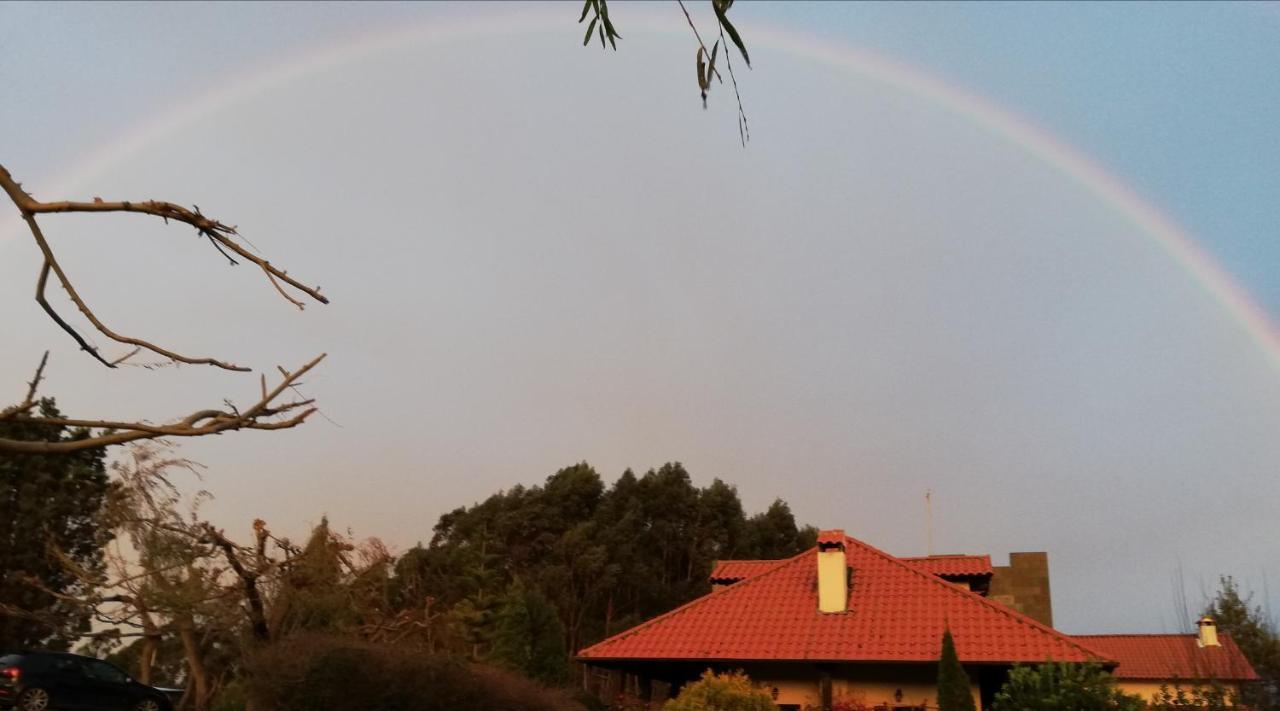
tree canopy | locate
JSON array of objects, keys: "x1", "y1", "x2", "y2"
[
  {"x1": 0, "y1": 397, "x2": 111, "y2": 649},
  {"x1": 392, "y1": 462, "x2": 816, "y2": 658},
  {"x1": 1205, "y1": 576, "x2": 1280, "y2": 711}
]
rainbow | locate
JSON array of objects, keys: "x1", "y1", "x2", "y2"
[{"x1": 6, "y1": 9, "x2": 1277, "y2": 370}]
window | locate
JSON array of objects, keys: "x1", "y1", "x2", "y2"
[{"x1": 83, "y1": 660, "x2": 129, "y2": 684}]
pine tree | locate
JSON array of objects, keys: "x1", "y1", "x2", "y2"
[{"x1": 937, "y1": 629, "x2": 976, "y2": 711}]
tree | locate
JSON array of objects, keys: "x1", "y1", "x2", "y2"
[
  {"x1": 490, "y1": 580, "x2": 571, "y2": 685},
  {"x1": 0, "y1": 396, "x2": 110, "y2": 649},
  {"x1": 741, "y1": 499, "x2": 819, "y2": 559},
  {"x1": 991, "y1": 663, "x2": 1143, "y2": 711},
  {"x1": 936, "y1": 630, "x2": 976, "y2": 711},
  {"x1": 1205, "y1": 576, "x2": 1280, "y2": 711},
  {"x1": 664, "y1": 670, "x2": 778, "y2": 711}
]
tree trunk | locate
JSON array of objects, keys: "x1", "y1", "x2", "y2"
[
  {"x1": 137, "y1": 609, "x2": 158, "y2": 686},
  {"x1": 177, "y1": 617, "x2": 209, "y2": 711}
]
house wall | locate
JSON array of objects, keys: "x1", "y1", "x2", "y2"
[{"x1": 741, "y1": 662, "x2": 982, "y2": 710}]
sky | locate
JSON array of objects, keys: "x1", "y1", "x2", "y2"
[{"x1": 0, "y1": 1, "x2": 1277, "y2": 635}]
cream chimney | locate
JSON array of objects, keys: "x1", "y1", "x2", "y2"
[
  {"x1": 1197, "y1": 616, "x2": 1220, "y2": 647},
  {"x1": 817, "y1": 530, "x2": 848, "y2": 613}
]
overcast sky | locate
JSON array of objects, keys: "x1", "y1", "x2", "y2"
[{"x1": 1, "y1": 2, "x2": 1277, "y2": 635}]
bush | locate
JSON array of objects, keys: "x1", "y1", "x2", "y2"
[
  {"x1": 664, "y1": 670, "x2": 778, "y2": 711},
  {"x1": 1150, "y1": 683, "x2": 1240, "y2": 710},
  {"x1": 247, "y1": 634, "x2": 584, "y2": 711},
  {"x1": 991, "y1": 662, "x2": 1143, "y2": 711}
]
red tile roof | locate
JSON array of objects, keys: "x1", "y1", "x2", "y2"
[
  {"x1": 710, "y1": 559, "x2": 784, "y2": 583},
  {"x1": 580, "y1": 532, "x2": 1106, "y2": 664},
  {"x1": 1075, "y1": 635, "x2": 1259, "y2": 681},
  {"x1": 900, "y1": 555, "x2": 993, "y2": 578}
]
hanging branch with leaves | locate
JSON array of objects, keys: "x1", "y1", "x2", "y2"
[{"x1": 580, "y1": 0, "x2": 752, "y2": 145}]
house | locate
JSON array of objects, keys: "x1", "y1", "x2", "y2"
[
  {"x1": 578, "y1": 529, "x2": 1108, "y2": 710},
  {"x1": 1077, "y1": 619, "x2": 1260, "y2": 703}
]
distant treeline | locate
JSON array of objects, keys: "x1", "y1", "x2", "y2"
[{"x1": 391, "y1": 462, "x2": 817, "y2": 673}]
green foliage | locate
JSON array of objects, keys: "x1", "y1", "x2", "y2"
[
  {"x1": 491, "y1": 580, "x2": 571, "y2": 685},
  {"x1": 743, "y1": 499, "x2": 818, "y2": 561},
  {"x1": 1150, "y1": 682, "x2": 1240, "y2": 710},
  {"x1": 991, "y1": 662, "x2": 1144, "y2": 711},
  {"x1": 1206, "y1": 576, "x2": 1280, "y2": 711},
  {"x1": 936, "y1": 630, "x2": 976, "y2": 711},
  {"x1": 247, "y1": 634, "x2": 584, "y2": 711},
  {"x1": 663, "y1": 670, "x2": 777, "y2": 711},
  {"x1": 391, "y1": 462, "x2": 815, "y2": 658},
  {"x1": 0, "y1": 398, "x2": 111, "y2": 649},
  {"x1": 579, "y1": 0, "x2": 619, "y2": 50},
  {"x1": 711, "y1": 0, "x2": 749, "y2": 67}
]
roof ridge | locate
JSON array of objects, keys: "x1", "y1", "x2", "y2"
[
  {"x1": 577, "y1": 547, "x2": 813, "y2": 657},
  {"x1": 1075, "y1": 633, "x2": 1197, "y2": 638},
  {"x1": 840, "y1": 534, "x2": 1114, "y2": 664}
]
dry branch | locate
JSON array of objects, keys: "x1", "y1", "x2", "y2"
[
  {"x1": 0, "y1": 162, "x2": 326, "y2": 370},
  {"x1": 0, "y1": 161, "x2": 330, "y2": 452},
  {"x1": 0, "y1": 353, "x2": 326, "y2": 454}
]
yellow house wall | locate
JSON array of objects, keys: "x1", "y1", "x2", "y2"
[
  {"x1": 741, "y1": 663, "x2": 982, "y2": 710},
  {"x1": 1115, "y1": 680, "x2": 1242, "y2": 703}
]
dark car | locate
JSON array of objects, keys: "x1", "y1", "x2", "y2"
[{"x1": 0, "y1": 652, "x2": 172, "y2": 711}]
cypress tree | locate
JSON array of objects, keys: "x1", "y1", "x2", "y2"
[{"x1": 937, "y1": 629, "x2": 977, "y2": 711}]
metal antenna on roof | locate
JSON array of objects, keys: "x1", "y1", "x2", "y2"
[{"x1": 925, "y1": 489, "x2": 934, "y2": 556}]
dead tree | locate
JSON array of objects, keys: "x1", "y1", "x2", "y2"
[{"x1": 0, "y1": 162, "x2": 328, "y2": 453}]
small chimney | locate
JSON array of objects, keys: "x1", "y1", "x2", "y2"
[
  {"x1": 817, "y1": 529, "x2": 848, "y2": 613},
  {"x1": 1197, "y1": 616, "x2": 1220, "y2": 647}
]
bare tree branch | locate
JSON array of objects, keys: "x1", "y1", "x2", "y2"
[
  {"x1": 0, "y1": 162, "x2": 326, "y2": 371},
  {"x1": 0, "y1": 353, "x2": 326, "y2": 454}
]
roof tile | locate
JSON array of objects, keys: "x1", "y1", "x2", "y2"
[
  {"x1": 580, "y1": 534, "x2": 1103, "y2": 664},
  {"x1": 1075, "y1": 634, "x2": 1259, "y2": 681}
]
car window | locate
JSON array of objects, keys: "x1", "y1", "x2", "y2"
[
  {"x1": 83, "y1": 660, "x2": 129, "y2": 684},
  {"x1": 0, "y1": 654, "x2": 21, "y2": 665}
]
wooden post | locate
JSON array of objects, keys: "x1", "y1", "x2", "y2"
[{"x1": 819, "y1": 671, "x2": 833, "y2": 711}]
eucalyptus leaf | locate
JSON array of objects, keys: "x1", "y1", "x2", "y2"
[
  {"x1": 715, "y1": 6, "x2": 750, "y2": 67},
  {"x1": 583, "y1": 16, "x2": 597, "y2": 46}
]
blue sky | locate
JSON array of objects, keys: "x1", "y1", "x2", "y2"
[{"x1": 1, "y1": 2, "x2": 1277, "y2": 634}]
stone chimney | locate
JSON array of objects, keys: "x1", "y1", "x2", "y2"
[
  {"x1": 817, "y1": 530, "x2": 848, "y2": 613},
  {"x1": 1197, "y1": 616, "x2": 1220, "y2": 647}
]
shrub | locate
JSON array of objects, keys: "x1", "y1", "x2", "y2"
[
  {"x1": 991, "y1": 662, "x2": 1144, "y2": 711},
  {"x1": 1150, "y1": 682, "x2": 1240, "y2": 710},
  {"x1": 246, "y1": 633, "x2": 584, "y2": 711},
  {"x1": 936, "y1": 629, "x2": 976, "y2": 711},
  {"x1": 664, "y1": 670, "x2": 778, "y2": 711}
]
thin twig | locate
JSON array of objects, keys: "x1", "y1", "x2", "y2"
[
  {"x1": 677, "y1": 0, "x2": 749, "y2": 145},
  {"x1": 718, "y1": 22, "x2": 750, "y2": 146},
  {"x1": 24, "y1": 350, "x2": 49, "y2": 403}
]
